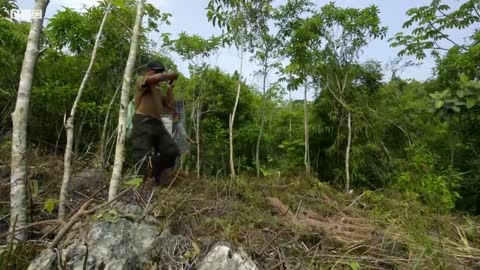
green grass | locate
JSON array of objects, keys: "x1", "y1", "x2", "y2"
[{"x1": 0, "y1": 243, "x2": 43, "y2": 270}]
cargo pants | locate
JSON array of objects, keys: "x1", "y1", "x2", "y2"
[{"x1": 130, "y1": 114, "x2": 180, "y2": 183}]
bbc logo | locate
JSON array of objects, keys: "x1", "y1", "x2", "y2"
[{"x1": 9, "y1": 9, "x2": 43, "y2": 21}]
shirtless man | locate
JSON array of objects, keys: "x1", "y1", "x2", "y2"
[{"x1": 131, "y1": 60, "x2": 179, "y2": 185}]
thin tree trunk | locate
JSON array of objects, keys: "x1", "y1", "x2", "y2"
[
  {"x1": 58, "y1": 5, "x2": 110, "y2": 220},
  {"x1": 74, "y1": 112, "x2": 87, "y2": 155},
  {"x1": 196, "y1": 99, "x2": 201, "y2": 180},
  {"x1": 10, "y1": 0, "x2": 49, "y2": 241},
  {"x1": 54, "y1": 122, "x2": 64, "y2": 156},
  {"x1": 108, "y1": 0, "x2": 144, "y2": 200},
  {"x1": 289, "y1": 90, "x2": 292, "y2": 139},
  {"x1": 255, "y1": 64, "x2": 268, "y2": 178},
  {"x1": 345, "y1": 111, "x2": 352, "y2": 193},
  {"x1": 304, "y1": 84, "x2": 310, "y2": 175},
  {"x1": 100, "y1": 83, "x2": 121, "y2": 168},
  {"x1": 448, "y1": 131, "x2": 455, "y2": 170},
  {"x1": 229, "y1": 46, "x2": 244, "y2": 179}
]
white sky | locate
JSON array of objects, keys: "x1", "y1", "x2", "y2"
[{"x1": 16, "y1": 0, "x2": 474, "y2": 100}]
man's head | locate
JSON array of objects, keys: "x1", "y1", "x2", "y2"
[{"x1": 146, "y1": 60, "x2": 165, "y2": 75}]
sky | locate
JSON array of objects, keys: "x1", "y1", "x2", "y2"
[{"x1": 15, "y1": 0, "x2": 473, "y2": 99}]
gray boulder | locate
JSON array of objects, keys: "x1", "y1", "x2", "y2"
[
  {"x1": 198, "y1": 243, "x2": 258, "y2": 270},
  {"x1": 28, "y1": 203, "x2": 190, "y2": 270},
  {"x1": 28, "y1": 202, "x2": 259, "y2": 270}
]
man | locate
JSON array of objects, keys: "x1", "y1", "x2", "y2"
[{"x1": 131, "y1": 60, "x2": 179, "y2": 185}]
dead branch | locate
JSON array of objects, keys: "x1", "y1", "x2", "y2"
[
  {"x1": 258, "y1": 229, "x2": 286, "y2": 255},
  {"x1": 348, "y1": 192, "x2": 366, "y2": 208},
  {"x1": 49, "y1": 199, "x2": 92, "y2": 249},
  {"x1": 83, "y1": 186, "x2": 133, "y2": 215},
  {"x1": 49, "y1": 187, "x2": 132, "y2": 249},
  {"x1": 66, "y1": 185, "x2": 106, "y2": 220},
  {"x1": 0, "y1": 219, "x2": 65, "y2": 239}
]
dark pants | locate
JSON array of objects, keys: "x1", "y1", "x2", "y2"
[{"x1": 131, "y1": 114, "x2": 180, "y2": 182}]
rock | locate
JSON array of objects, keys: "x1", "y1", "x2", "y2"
[
  {"x1": 198, "y1": 243, "x2": 258, "y2": 270},
  {"x1": 27, "y1": 249, "x2": 57, "y2": 270},
  {"x1": 28, "y1": 202, "x2": 258, "y2": 270},
  {"x1": 28, "y1": 202, "x2": 189, "y2": 270},
  {"x1": 68, "y1": 168, "x2": 107, "y2": 199}
]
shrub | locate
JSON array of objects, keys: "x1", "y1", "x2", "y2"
[{"x1": 392, "y1": 145, "x2": 460, "y2": 212}]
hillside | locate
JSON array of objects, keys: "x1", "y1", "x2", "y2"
[{"x1": 1, "y1": 157, "x2": 479, "y2": 269}]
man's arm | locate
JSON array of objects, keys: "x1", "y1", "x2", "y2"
[
  {"x1": 144, "y1": 72, "x2": 178, "y2": 86},
  {"x1": 161, "y1": 81, "x2": 175, "y2": 111}
]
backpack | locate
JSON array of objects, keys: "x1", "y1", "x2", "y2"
[
  {"x1": 126, "y1": 81, "x2": 147, "y2": 139},
  {"x1": 126, "y1": 99, "x2": 135, "y2": 139}
]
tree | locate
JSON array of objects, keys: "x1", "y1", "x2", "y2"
[
  {"x1": 108, "y1": 0, "x2": 144, "y2": 200},
  {"x1": 390, "y1": 0, "x2": 480, "y2": 59},
  {"x1": 250, "y1": 1, "x2": 283, "y2": 178},
  {"x1": 0, "y1": 18, "x2": 29, "y2": 131},
  {"x1": 390, "y1": 0, "x2": 480, "y2": 212},
  {"x1": 316, "y1": 4, "x2": 386, "y2": 192},
  {"x1": 284, "y1": 3, "x2": 386, "y2": 190},
  {"x1": 385, "y1": 57, "x2": 420, "y2": 81},
  {"x1": 276, "y1": 0, "x2": 314, "y2": 176},
  {"x1": 178, "y1": 67, "x2": 256, "y2": 176},
  {"x1": 164, "y1": 32, "x2": 221, "y2": 179},
  {"x1": 303, "y1": 84, "x2": 310, "y2": 174},
  {"x1": 207, "y1": 0, "x2": 264, "y2": 178},
  {"x1": 9, "y1": 0, "x2": 49, "y2": 241},
  {"x1": 58, "y1": 3, "x2": 111, "y2": 220}
]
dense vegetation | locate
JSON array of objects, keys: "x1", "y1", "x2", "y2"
[{"x1": 1, "y1": 2, "x2": 480, "y2": 266}]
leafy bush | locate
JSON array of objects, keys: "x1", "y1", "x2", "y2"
[{"x1": 392, "y1": 145, "x2": 460, "y2": 212}]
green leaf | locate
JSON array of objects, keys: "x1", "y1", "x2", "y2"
[
  {"x1": 260, "y1": 167, "x2": 272, "y2": 177},
  {"x1": 439, "y1": 89, "x2": 449, "y2": 98},
  {"x1": 43, "y1": 198, "x2": 59, "y2": 214},
  {"x1": 466, "y1": 98, "x2": 476, "y2": 109},
  {"x1": 435, "y1": 100, "x2": 444, "y2": 109},
  {"x1": 184, "y1": 241, "x2": 201, "y2": 259},
  {"x1": 451, "y1": 106, "x2": 461, "y2": 113},
  {"x1": 349, "y1": 260, "x2": 361, "y2": 270},
  {"x1": 459, "y1": 73, "x2": 469, "y2": 84},
  {"x1": 30, "y1": 180, "x2": 39, "y2": 197},
  {"x1": 101, "y1": 209, "x2": 121, "y2": 223},
  {"x1": 109, "y1": 0, "x2": 126, "y2": 9},
  {"x1": 124, "y1": 177, "x2": 143, "y2": 188}
]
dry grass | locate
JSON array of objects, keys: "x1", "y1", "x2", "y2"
[
  {"x1": 149, "y1": 175, "x2": 480, "y2": 270},
  {"x1": 1, "y1": 152, "x2": 480, "y2": 269}
]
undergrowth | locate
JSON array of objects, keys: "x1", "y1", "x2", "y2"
[
  {"x1": 145, "y1": 174, "x2": 480, "y2": 269},
  {"x1": 0, "y1": 157, "x2": 479, "y2": 269}
]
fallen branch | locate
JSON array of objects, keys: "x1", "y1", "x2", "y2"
[
  {"x1": 66, "y1": 185, "x2": 106, "y2": 220},
  {"x1": 83, "y1": 186, "x2": 133, "y2": 215},
  {"x1": 0, "y1": 219, "x2": 65, "y2": 239},
  {"x1": 348, "y1": 192, "x2": 366, "y2": 208},
  {"x1": 49, "y1": 200, "x2": 92, "y2": 249},
  {"x1": 49, "y1": 187, "x2": 132, "y2": 249},
  {"x1": 40, "y1": 186, "x2": 107, "y2": 240},
  {"x1": 268, "y1": 197, "x2": 376, "y2": 246},
  {"x1": 258, "y1": 229, "x2": 286, "y2": 255},
  {"x1": 186, "y1": 206, "x2": 214, "y2": 217}
]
